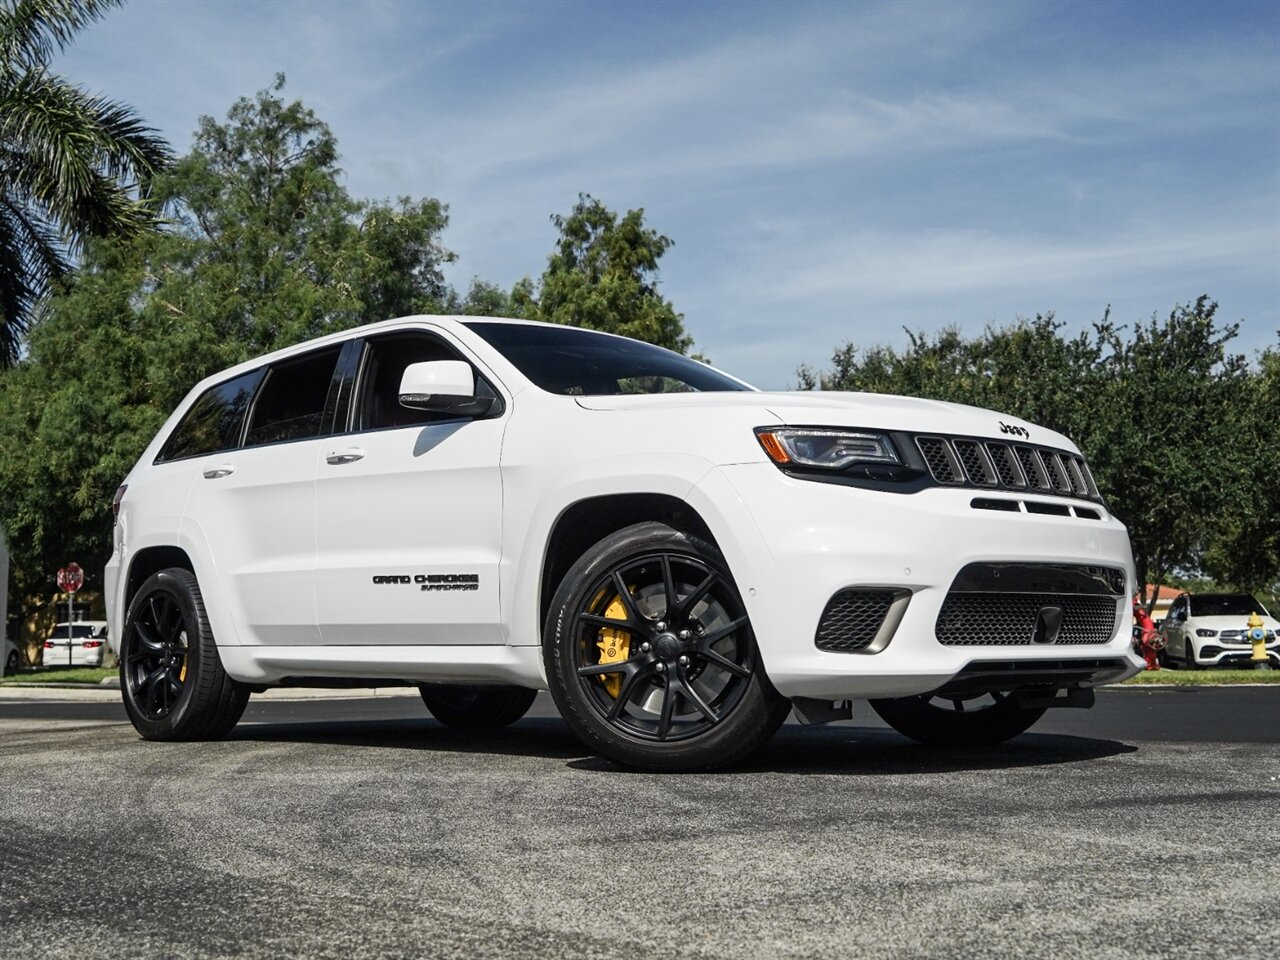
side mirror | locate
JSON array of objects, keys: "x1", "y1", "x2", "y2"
[{"x1": 398, "y1": 360, "x2": 493, "y2": 417}]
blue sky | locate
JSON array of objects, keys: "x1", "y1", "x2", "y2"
[{"x1": 58, "y1": 0, "x2": 1279, "y2": 388}]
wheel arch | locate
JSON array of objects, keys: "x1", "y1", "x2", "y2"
[
  {"x1": 538, "y1": 493, "x2": 717, "y2": 634},
  {"x1": 124, "y1": 545, "x2": 195, "y2": 616}
]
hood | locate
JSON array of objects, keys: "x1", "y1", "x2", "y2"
[{"x1": 574, "y1": 391, "x2": 1077, "y2": 450}]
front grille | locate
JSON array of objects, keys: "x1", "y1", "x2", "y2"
[
  {"x1": 815, "y1": 589, "x2": 896, "y2": 652},
  {"x1": 936, "y1": 594, "x2": 1120, "y2": 646},
  {"x1": 1219, "y1": 629, "x2": 1277, "y2": 642},
  {"x1": 913, "y1": 434, "x2": 1103, "y2": 504},
  {"x1": 935, "y1": 562, "x2": 1124, "y2": 647}
]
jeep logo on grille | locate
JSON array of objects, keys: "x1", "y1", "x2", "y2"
[
  {"x1": 1032, "y1": 605, "x2": 1065, "y2": 644},
  {"x1": 999, "y1": 421, "x2": 1030, "y2": 438}
]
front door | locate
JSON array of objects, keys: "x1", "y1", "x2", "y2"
[{"x1": 314, "y1": 330, "x2": 507, "y2": 645}]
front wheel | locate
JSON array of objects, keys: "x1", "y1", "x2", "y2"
[
  {"x1": 544, "y1": 522, "x2": 790, "y2": 772},
  {"x1": 120, "y1": 568, "x2": 249, "y2": 740},
  {"x1": 5, "y1": 649, "x2": 17, "y2": 673},
  {"x1": 870, "y1": 691, "x2": 1046, "y2": 747},
  {"x1": 1185, "y1": 640, "x2": 1198, "y2": 669},
  {"x1": 418, "y1": 684, "x2": 537, "y2": 730}
]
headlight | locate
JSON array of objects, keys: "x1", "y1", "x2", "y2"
[
  {"x1": 1196, "y1": 628, "x2": 1218, "y2": 637},
  {"x1": 756, "y1": 428, "x2": 900, "y2": 469}
]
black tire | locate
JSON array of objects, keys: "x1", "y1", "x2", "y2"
[
  {"x1": 544, "y1": 521, "x2": 790, "y2": 772},
  {"x1": 870, "y1": 692, "x2": 1046, "y2": 747},
  {"x1": 5, "y1": 649, "x2": 17, "y2": 673},
  {"x1": 419, "y1": 684, "x2": 537, "y2": 730},
  {"x1": 119, "y1": 568, "x2": 249, "y2": 740},
  {"x1": 1185, "y1": 640, "x2": 1198, "y2": 669}
]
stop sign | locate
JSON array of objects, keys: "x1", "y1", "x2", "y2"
[{"x1": 57, "y1": 562, "x2": 84, "y2": 594}]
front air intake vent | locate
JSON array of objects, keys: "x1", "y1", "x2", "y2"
[{"x1": 815, "y1": 589, "x2": 907, "y2": 653}]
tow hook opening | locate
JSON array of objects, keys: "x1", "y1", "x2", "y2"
[{"x1": 1012, "y1": 686, "x2": 1095, "y2": 710}]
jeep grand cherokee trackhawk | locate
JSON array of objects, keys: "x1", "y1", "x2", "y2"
[{"x1": 105, "y1": 316, "x2": 1142, "y2": 770}]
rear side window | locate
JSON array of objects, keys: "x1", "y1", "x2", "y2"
[
  {"x1": 245, "y1": 347, "x2": 343, "y2": 447},
  {"x1": 157, "y1": 369, "x2": 265, "y2": 463}
]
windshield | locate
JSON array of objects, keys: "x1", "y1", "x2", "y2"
[
  {"x1": 1189, "y1": 594, "x2": 1269, "y2": 618},
  {"x1": 464, "y1": 322, "x2": 753, "y2": 396}
]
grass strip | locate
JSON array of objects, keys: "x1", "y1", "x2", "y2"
[
  {"x1": 0, "y1": 667, "x2": 116, "y2": 685},
  {"x1": 1122, "y1": 667, "x2": 1280, "y2": 685}
]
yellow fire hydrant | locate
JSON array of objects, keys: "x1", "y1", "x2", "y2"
[{"x1": 1247, "y1": 612, "x2": 1271, "y2": 671}]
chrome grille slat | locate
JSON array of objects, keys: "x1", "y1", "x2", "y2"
[
  {"x1": 1066, "y1": 458, "x2": 1090, "y2": 497},
  {"x1": 1015, "y1": 445, "x2": 1050, "y2": 490},
  {"x1": 985, "y1": 443, "x2": 1026, "y2": 487},
  {"x1": 952, "y1": 439, "x2": 996, "y2": 485},
  {"x1": 1039, "y1": 451, "x2": 1072, "y2": 493},
  {"x1": 916, "y1": 437, "x2": 963, "y2": 484}
]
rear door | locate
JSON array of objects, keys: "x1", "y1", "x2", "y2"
[
  {"x1": 313, "y1": 329, "x2": 507, "y2": 645},
  {"x1": 178, "y1": 344, "x2": 346, "y2": 646}
]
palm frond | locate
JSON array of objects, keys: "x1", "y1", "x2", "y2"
[
  {"x1": 0, "y1": 70, "x2": 171, "y2": 242},
  {"x1": 0, "y1": 0, "x2": 123, "y2": 72}
]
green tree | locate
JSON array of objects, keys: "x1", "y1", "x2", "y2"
[
  {"x1": 1200, "y1": 345, "x2": 1280, "y2": 610},
  {"x1": 0, "y1": 0, "x2": 172, "y2": 365},
  {"x1": 0, "y1": 77, "x2": 456, "y2": 621},
  {"x1": 521, "y1": 194, "x2": 691, "y2": 353}
]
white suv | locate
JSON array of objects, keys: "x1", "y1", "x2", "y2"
[
  {"x1": 105, "y1": 316, "x2": 1141, "y2": 770},
  {"x1": 1160, "y1": 593, "x2": 1279, "y2": 668}
]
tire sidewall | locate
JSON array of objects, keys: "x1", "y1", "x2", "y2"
[
  {"x1": 544, "y1": 522, "x2": 786, "y2": 771},
  {"x1": 120, "y1": 569, "x2": 208, "y2": 738}
]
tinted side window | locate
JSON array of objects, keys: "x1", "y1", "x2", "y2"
[
  {"x1": 355, "y1": 333, "x2": 471, "y2": 430},
  {"x1": 157, "y1": 369, "x2": 265, "y2": 463},
  {"x1": 245, "y1": 346, "x2": 343, "y2": 447}
]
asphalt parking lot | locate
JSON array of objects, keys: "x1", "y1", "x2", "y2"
[{"x1": 1, "y1": 687, "x2": 1277, "y2": 959}]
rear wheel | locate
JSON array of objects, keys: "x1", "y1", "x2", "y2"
[
  {"x1": 544, "y1": 522, "x2": 790, "y2": 772},
  {"x1": 870, "y1": 691, "x2": 1046, "y2": 747},
  {"x1": 418, "y1": 684, "x2": 537, "y2": 730},
  {"x1": 120, "y1": 568, "x2": 248, "y2": 740}
]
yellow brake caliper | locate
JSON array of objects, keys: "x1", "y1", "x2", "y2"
[{"x1": 596, "y1": 594, "x2": 632, "y2": 698}]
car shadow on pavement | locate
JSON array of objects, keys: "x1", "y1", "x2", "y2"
[
  {"x1": 568, "y1": 726, "x2": 1138, "y2": 775},
  {"x1": 228, "y1": 716, "x2": 588, "y2": 759},
  {"x1": 230, "y1": 716, "x2": 1136, "y2": 774}
]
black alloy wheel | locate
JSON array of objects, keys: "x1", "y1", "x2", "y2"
[
  {"x1": 1185, "y1": 640, "x2": 1197, "y2": 669},
  {"x1": 120, "y1": 568, "x2": 248, "y2": 740},
  {"x1": 545, "y1": 522, "x2": 790, "y2": 771},
  {"x1": 125, "y1": 589, "x2": 189, "y2": 720},
  {"x1": 5, "y1": 649, "x2": 17, "y2": 673},
  {"x1": 870, "y1": 690, "x2": 1046, "y2": 747}
]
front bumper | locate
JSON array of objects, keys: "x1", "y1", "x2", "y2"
[
  {"x1": 704, "y1": 463, "x2": 1143, "y2": 700},
  {"x1": 1189, "y1": 639, "x2": 1280, "y2": 667}
]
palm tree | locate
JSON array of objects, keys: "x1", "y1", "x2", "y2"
[{"x1": 0, "y1": 0, "x2": 171, "y2": 366}]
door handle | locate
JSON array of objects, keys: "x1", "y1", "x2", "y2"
[
  {"x1": 202, "y1": 465, "x2": 235, "y2": 479},
  {"x1": 326, "y1": 448, "x2": 366, "y2": 465}
]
